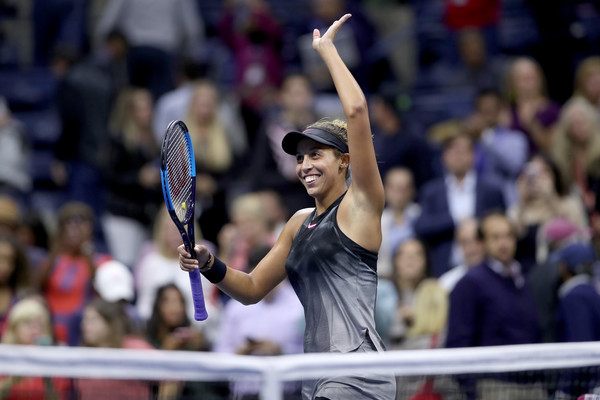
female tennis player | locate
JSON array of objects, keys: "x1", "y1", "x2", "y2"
[{"x1": 178, "y1": 14, "x2": 396, "y2": 399}]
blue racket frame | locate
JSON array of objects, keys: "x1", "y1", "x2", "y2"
[{"x1": 160, "y1": 120, "x2": 208, "y2": 321}]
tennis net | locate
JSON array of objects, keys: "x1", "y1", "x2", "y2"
[{"x1": 0, "y1": 341, "x2": 599, "y2": 399}]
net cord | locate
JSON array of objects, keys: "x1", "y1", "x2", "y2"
[{"x1": 1, "y1": 342, "x2": 600, "y2": 400}]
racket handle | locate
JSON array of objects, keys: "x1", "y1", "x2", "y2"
[{"x1": 188, "y1": 269, "x2": 208, "y2": 321}]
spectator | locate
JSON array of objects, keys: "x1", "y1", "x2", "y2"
[
  {"x1": 446, "y1": 212, "x2": 544, "y2": 399},
  {"x1": 102, "y1": 87, "x2": 163, "y2": 268},
  {"x1": 152, "y1": 61, "x2": 247, "y2": 158},
  {"x1": 401, "y1": 278, "x2": 449, "y2": 350},
  {"x1": 420, "y1": 28, "x2": 506, "y2": 94},
  {"x1": 414, "y1": 133, "x2": 505, "y2": 277},
  {"x1": 508, "y1": 153, "x2": 588, "y2": 273},
  {"x1": 256, "y1": 190, "x2": 288, "y2": 239},
  {"x1": 134, "y1": 205, "x2": 219, "y2": 339},
  {"x1": 213, "y1": 245, "x2": 304, "y2": 399},
  {"x1": 38, "y1": 202, "x2": 111, "y2": 345},
  {"x1": 378, "y1": 168, "x2": 420, "y2": 279},
  {"x1": 528, "y1": 218, "x2": 590, "y2": 343},
  {"x1": 93, "y1": 259, "x2": 143, "y2": 336},
  {"x1": 369, "y1": 92, "x2": 437, "y2": 189},
  {"x1": 0, "y1": 96, "x2": 31, "y2": 206},
  {"x1": 15, "y1": 210, "x2": 50, "y2": 274},
  {"x1": 32, "y1": 0, "x2": 87, "y2": 66},
  {"x1": 555, "y1": 243, "x2": 599, "y2": 344},
  {"x1": 0, "y1": 195, "x2": 19, "y2": 237},
  {"x1": 96, "y1": 0, "x2": 204, "y2": 100},
  {"x1": 145, "y1": 284, "x2": 206, "y2": 351},
  {"x1": 299, "y1": 0, "x2": 393, "y2": 96},
  {"x1": 568, "y1": 56, "x2": 600, "y2": 114},
  {"x1": 443, "y1": 0, "x2": 501, "y2": 59},
  {"x1": 501, "y1": 56, "x2": 561, "y2": 156},
  {"x1": 0, "y1": 233, "x2": 31, "y2": 333},
  {"x1": 0, "y1": 296, "x2": 72, "y2": 399},
  {"x1": 50, "y1": 46, "x2": 113, "y2": 246},
  {"x1": 395, "y1": 279, "x2": 462, "y2": 400},
  {"x1": 438, "y1": 218, "x2": 485, "y2": 293},
  {"x1": 184, "y1": 80, "x2": 246, "y2": 244},
  {"x1": 381, "y1": 238, "x2": 429, "y2": 350},
  {"x1": 463, "y1": 89, "x2": 529, "y2": 206},
  {"x1": 75, "y1": 298, "x2": 153, "y2": 400},
  {"x1": 552, "y1": 97, "x2": 600, "y2": 214},
  {"x1": 245, "y1": 73, "x2": 318, "y2": 213},
  {"x1": 217, "y1": 0, "x2": 284, "y2": 142},
  {"x1": 145, "y1": 284, "x2": 220, "y2": 400},
  {"x1": 554, "y1": 242, "x2": 600, "y2": 398},
  {"x1": 216, "y1": 192, "x2": 277, "y2": 274}
]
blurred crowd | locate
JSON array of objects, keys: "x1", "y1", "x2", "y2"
[{"x1": 0, "y1": 0, "x2": 600, "y2": 399}]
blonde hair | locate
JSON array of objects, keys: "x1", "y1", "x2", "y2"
[
  {"x1": 573, "y1": 56, "x2": 600, "y2": 100},
  {"x1": 185, "y1": 81, "x2": 232, "y2": 173},
  {"x1": 552, "y1": 97, "x2": 600, "y2": 189},
  {"x1": 152, "y1": 204, "x2": 202, "y2": 258},
  {"x1": 2, "y1": 298, "x2": 52, "y2": 345},
  {"x1": 109, "y1": 87, "x2": 154, "y2": 151},
  {"x1": 230, "y1": 192, "x2": 266, "y2": 222},
  {"x1": 406, "y1": 279, "x2": 448, "y2": 338},
  {"x1": 504, "y1": 57, "x2": 549, "y2": 104}
]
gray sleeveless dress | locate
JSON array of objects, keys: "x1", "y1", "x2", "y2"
[{"x1": 285, "y1": 194, "x2": 396, "y2": 399}]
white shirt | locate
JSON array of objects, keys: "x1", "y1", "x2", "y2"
[
  {"x1": 446, "y1": 171, "x2": 476, "y2": 267},
  {"x1": 438, "y1": 263, "x2": 468, "y2": 293},
  {"x1": 446, "y1": 171, "x2": 476, "y2": 224}
]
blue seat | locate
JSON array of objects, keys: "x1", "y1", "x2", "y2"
[
  {"x1": 13, "y1": 108, "x2": 61, "y2": 147},
  {"x1": 408, "y1": 85, "x2": 476, "y2": 132},
  {"x1": 0, "y1": 68, "x2": 57, "y2": 111}
]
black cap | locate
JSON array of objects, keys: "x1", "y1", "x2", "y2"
[{"x1": 282, "y1": 127, "x2": 349, "y2": 155}]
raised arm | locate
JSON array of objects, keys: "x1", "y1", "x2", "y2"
[
  {"x1": 312, "y1": 14, "x2": 384, "y2": 210},
  {"x1": 314, "y1": 15, "x2": 384, "y2": 252}
]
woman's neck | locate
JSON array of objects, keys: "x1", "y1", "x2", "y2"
[{"x1": 314, "y1": 185, "x2": 347, "y2": 215}]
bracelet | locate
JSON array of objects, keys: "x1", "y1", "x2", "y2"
[
  {"x1": 200, "y1": 253, "x2": 213, "y2": 272},
  {"x1": 201, "y1": 255, "x2": 227, "y2": 283}
]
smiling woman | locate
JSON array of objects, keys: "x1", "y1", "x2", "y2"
[{"x1": 178, "y1": 14, "x2": 396, "y2": 399}]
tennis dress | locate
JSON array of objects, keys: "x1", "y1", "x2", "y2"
[{"x1": 285, "y1": 194, "x2": 396, "y2": 400}]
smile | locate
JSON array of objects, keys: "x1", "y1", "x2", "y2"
[{"x1": 304, "y1": 175, "x2": 319, "y2": 183}]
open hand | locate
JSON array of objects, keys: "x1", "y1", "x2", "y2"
[{"x1": 312, "y1": 13, "x2": 351, "y2": 53}]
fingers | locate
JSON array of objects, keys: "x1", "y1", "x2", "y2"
[
  {"x1": 338, "y1": 13, "x2": 352, "y2": 24},
  {"x1": 313, "y1": 28, "x2": 320, "y2": 40},
  {"x1": 178, "y1": 244, "x2": 199, "y2": 271}
]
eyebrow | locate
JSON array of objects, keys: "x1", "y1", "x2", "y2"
[{"x1": 296, "y1": 145, "x2": 327, "y2": 155}]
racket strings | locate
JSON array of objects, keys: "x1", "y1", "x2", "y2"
[{"x1": 165, "y1": 128, "x2": 194, "y2": 221}]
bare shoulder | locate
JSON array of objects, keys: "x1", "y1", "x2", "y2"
[{"x1": 288, "y1": 208, "x2": 314, "y2": 229}]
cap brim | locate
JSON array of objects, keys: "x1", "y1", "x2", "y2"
[
  {"x1": 281, "y1": 128, "x2": 348, "y2": 155},
  {"x1": 281, "y1": 131, "x2": 305, "y2": 155}
]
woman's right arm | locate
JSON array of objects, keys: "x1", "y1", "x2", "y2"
[{"x1": 179, "y1": 209, "x2": 310, "y2": 305}]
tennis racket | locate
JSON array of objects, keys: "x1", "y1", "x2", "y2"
[{"x1": 160, "y1": 120, "x2": 208, "y2": 321}]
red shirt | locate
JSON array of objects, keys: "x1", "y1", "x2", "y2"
[
  {"x1": 445, "y1": 0, "x2": 500, "y2": 30},
  {"x1": 0, "y1": 376, "x2": 72, "y2": 400},
  {"x1": 44, "y1": 253, "x2": 111, "y2": 344}
]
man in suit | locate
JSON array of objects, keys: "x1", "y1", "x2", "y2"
[
  {"x1": 554, "y1": 242, "x2": 600, "y2": 398},
  {"x1": 413, "y1": 133, "x2": 505, "y2": 277},
  {"x1": 446, "y1": 212, "x2": 543, "y2": 400}
]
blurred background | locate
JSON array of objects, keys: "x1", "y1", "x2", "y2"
[{"x1": 0, "y1": 0, "x2": 600, "y2": 399}]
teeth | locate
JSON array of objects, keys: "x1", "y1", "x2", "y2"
[{"x1": 305, "y1": 175, "x2": 317, "y2": 183}]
